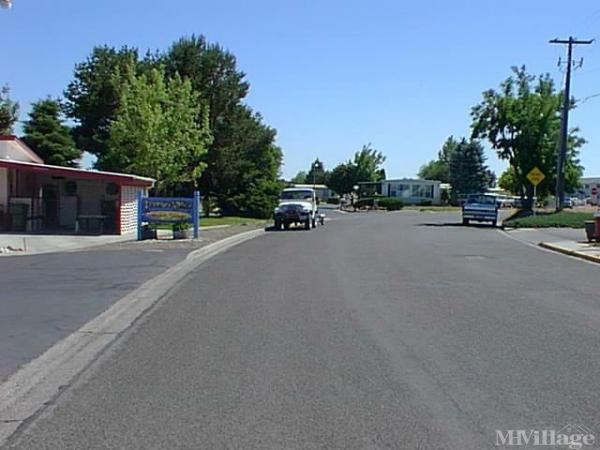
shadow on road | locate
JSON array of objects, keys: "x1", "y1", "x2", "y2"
[
  {"x1": 417, "y1": 222, "x2": 501, "y2": 229},
  {"x1": 265, "y1": 225, "x2": 312, "y2": 232}
]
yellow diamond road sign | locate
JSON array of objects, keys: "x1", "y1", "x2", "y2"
[{"x1": 527, "y1": 167, "x2": 545, "y2": 186}]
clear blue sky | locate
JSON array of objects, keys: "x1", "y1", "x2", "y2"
[{"x1": 2, "y1": 0, "x2": 600, "y2": 179}]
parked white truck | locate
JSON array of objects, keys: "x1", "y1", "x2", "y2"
[{"x1": 274, "y1": 188, "x2": 323, "y2": 230}]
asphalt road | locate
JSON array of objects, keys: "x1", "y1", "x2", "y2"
[
  {"x1": 5, "y1": 210, "x2": 600, "y2": 449},
  {"x1": 0, "y1": 225, "x2": 260, "y2": 381}
]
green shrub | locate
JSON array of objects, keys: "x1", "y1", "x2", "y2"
[
  {"x1": 378, "y1": 197, "x2": 404, "y2": 210},
  {"x1": 327, "y1": 197, "x2": 340, "y2": 205},
  {"x1": 420, "y1": 199, "x2": 433, "y2": 206}
]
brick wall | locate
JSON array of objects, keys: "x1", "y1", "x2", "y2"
[{"x1": 120, "y1": 185, "x2": 143, "y2": 234}]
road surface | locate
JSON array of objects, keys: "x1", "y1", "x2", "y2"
[
  {"x1": 0, "y1": 225, "x2": 261, "y2": 381},
  {"x1": 4, "y1": 211, "x2": 600, "y2": 449}
]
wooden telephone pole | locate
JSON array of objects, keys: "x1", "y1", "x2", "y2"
[{"x1": 549, "y1": 37, "x2": 593, "y2": 211}]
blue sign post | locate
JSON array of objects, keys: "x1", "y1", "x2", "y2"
[{"x1": 137, "y1": 191, "x2": 201, "y2": 240}]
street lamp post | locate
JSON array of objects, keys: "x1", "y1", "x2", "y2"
[{"x1": 311, "y1": 161, "x2": 323, "y2": 189}]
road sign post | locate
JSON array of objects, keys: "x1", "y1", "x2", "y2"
[{"x1": 526, "y1": 167, "x2": 546, "y2": 216}]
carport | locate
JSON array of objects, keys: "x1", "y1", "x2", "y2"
[{"x1": 0, "y1": 136, "x2": 154, "y2": 235}]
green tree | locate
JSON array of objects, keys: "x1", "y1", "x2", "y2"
[
  {"x1": 212, "y1": 105, "x2": 283, "y2": 218},
  {"x1": 64, "y1": 46, "x2": 139, "y2": 164},
  {"x1": 328, "y1": 163, "x2": 356, "y2": 195},
  {"x1": 498, "y1": 167, "x2": 518, "y2": 194},
  {"x1": 163, "y1": 36, "x2": 281, "y2": 215},
  {"x1": 0, "y1": 85, "x2": 19, "y2": 135},
  {"x1": 305, "y1": 159, "x2": 328, "y2": 185},
  {"x1": 164, "y1": 35, "x2": 249, "y2": 130},
  {"x1": 352, "y1": 143, "x2": 386, "y2": 182},
  {"x1": 290, "y1": 171, "x2": 308, "y2": 184},
  {"x1": 106, "y1": 68, "x2": 211, "y2": 192},
  {"x1": 448, "y1": 139, "x2": 490, "y2": 199},
  {"x1": 327, "y1": 144, "x2": 386, "y2": 195},
  {"x1": 471, "y1": 66, "x2": 584, "y2": 206},
  {"x1": 21, "y1": 99, "x2": 80, "y2": 166},
  {"x1": 418, "y1": 136, "x2": 459, "y2": 182}
]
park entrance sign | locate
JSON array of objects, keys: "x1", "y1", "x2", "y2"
[{"x1": 137, "y1": 191, "x2": 200, "y2": 240}]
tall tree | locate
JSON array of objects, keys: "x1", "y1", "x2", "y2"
[
  {"x1": 471, "y1": 65, "x2": 584, "y2": 206},
  {"x1": 212, "y1": 105, "x2": 282, "y2": 218},
  {"x1": 448, "y1": 139, "x2": 490, "y2": 199},
  {"x1": 0, "y1": 85, "x2": 19, "y2": 135},
  {"x1": 163, "y1": 36, "x2": 267, "y2": 210},
  {"x1": 352, "y1": 143, "x2": 386, "y2": 183},
  {"x1": 164, "y1": 36, "x2": 249, "y2": 129},
  {"x1": 418, "y1": 136, "x2": 459, "y2": 182},
  {"x1": 106, "y1": 68, "x2": 211, "y2": 192},
  {"x1": 305, "y1": 158, "x2": 328, "y2": 185},
  {"x1": 328, "y1": 162, "x2": 356, "y2": 195},
  {"x1": 64, "y1": 46, "x2": 139, "y2": 164},
  {"x1": 327, "y1": 144, "x2": 386, "y2": 195},
  {"x1": 21, "y1": 99, "x2": 80, "y2": 166},
  {"x1": 290, "y1": 171, "x2": 308, "y2": 184},
  {"x1": 498, "y1": 167, "x2": 518, "y2": 194}
]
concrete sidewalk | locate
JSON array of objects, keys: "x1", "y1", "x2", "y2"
[
  {"x1": 504, "y1": 227, "x2": 600, "y2": 264},
  {"x1": 539, "y1": 240, "x2": 600, "y2": 263},
  {"x1": 0, "y1": 233, "x2": 136, "y2": 256},
  {"x1": 0, "y1": 225, "x2": 236, "y2": 256}
]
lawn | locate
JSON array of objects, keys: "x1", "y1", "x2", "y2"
[
  {"x1": 149, "y1": 216, "x2": 267, "y2": 229},
  {"x1": 200, "y1": 216, "x2": 267, "y2": 227},
  {"x1": 504, "y1": 211, "x2": 594, "y2": 228}
]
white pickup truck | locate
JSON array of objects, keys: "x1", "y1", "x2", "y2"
[{"x1": 462, "y1": 194, "x2": 499, "y2": 227}]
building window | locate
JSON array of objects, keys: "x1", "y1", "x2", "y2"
[{"x1": 410, "y1": 184, "x2": 434, "y2": 198}]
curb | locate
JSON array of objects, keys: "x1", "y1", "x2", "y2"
[
  {"x1": 538, "y1": 241, "x2": 600, "y2": 264},
  {"x1": 0, "y1": 228, "x2": 265, "y2": 446}
]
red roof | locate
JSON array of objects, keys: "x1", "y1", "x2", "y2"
[
  {"x1": 0, "y1": 135, "x2": 154, "y2": 187},
  {"x1": 0, "y1": 159, "x2": 155, "y2": 187}
]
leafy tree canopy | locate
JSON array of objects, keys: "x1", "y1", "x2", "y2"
[
  {"x1": 471, "y1": 65, "x2": 584, "y2": 203},
  {"x1": 106, "y1": 68, "x2": 211, "y2": 193},
  {"x1": 418, "y1": 136, "x2": 459, "y2": 182},
  {"x1": 64, "y1": 46, "x2": 139, "y2": 160},
  {"x1": 290, "y1": 171, "x2": 308, "y2": 184},
  {"x1": 0, "y1": 85, "x2": 19, "y2": 135},
  {"x1": 327, "y1": 144, "x2": 386, "y2": 195},
  {"x1": 22, "y1": 99, "x2": 81, "y2": 167}
]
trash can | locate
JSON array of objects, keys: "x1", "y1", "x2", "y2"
[
  {"x1": 585, "y1": 220, "x2": 596, "y2": 242},
  {"x1": 9, "y1": 203, "x2": 28, "y2": 231}
]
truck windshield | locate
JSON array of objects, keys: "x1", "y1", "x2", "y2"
[
  {"x1": 466, "y1": 195, "x2": 496, "y2": 205},
  {"x1": 281, "y1": 191, "x2": 313, "y2": 200}
]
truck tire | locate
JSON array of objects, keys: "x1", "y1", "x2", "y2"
[
  {"x1": 462, "y1": 218, "x2": 470, "y2": 226},
  {"x1": 312, "y1": 217, "x2": 317, "y2": 228},
  {"x1": 274, "y1": 218, "x2": 282, "y2": 231},
  {"x1": 283, "y1": 222, "x2": 290, "y2": 230},
  {"x1": 305, "y1": 217, "x2": 311, "y2": 230}
]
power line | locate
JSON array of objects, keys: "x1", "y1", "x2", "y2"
[{"x1": 549, "y1": 37, "x2": 593, "y2": 212}]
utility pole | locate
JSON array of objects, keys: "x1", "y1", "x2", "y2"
[{"x1": 549, "y1": 37, "x2": 593, "y2": 211}]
